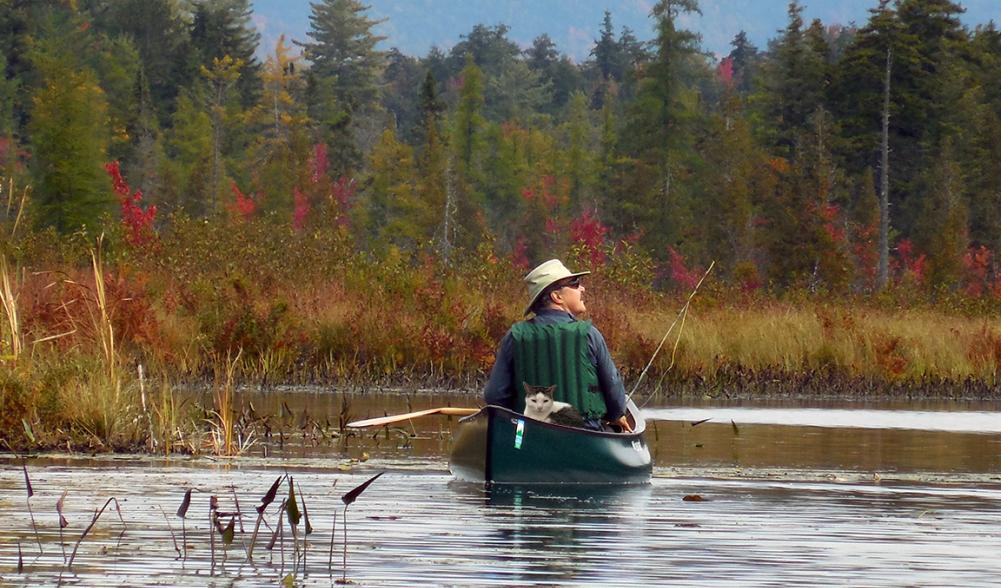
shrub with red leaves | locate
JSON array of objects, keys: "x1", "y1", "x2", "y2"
[
  {"x1": 666, "y1": 246, "x2": 701, "y2": 291},
  {"x1": 962, "y1": 245, "x2": 992, "y2": 297},
  {"x1": 104, "y1": 161, "x2": 157, "y2": 246},
  {"x1": 569, "y1": 209, "x2": 609, "y2": 267},
  {"x1": 229, "y1": 181, "x2": 256, "y2": 221},
  {"x1": 892, "y1": 239, "x2": 926, "y2": 286},
  {"x1": 292, "y1": 186, "x2": 309, "y2": 231}
]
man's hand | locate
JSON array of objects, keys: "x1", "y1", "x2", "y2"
[{"x1": 612, "y1": 415, "x2": 633, "y2": 433}]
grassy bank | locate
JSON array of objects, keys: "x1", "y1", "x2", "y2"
[{"x1": 2, "y1": 219, "x2": 1000, "y2": 452}]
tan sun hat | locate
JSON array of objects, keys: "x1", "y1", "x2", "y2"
[{"x1": 523, "y1": 259, "x2": 590, "y2": 315}]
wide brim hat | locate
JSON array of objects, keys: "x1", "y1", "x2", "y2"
[{"x1": 523, "y1": 259, "x2": 590, "y2": 315}]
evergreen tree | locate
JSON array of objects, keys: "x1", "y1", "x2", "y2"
[
  {"x1": 189, "y1": 0, "x2": 262, "y2": 110},
  {"x1": 84, "y1": 0, "x2": 194, "y2": 126},
  {"x1": 525, "y1": 34, "x2": 581, "y2": 114},
  {"x1": 622, "y1": 0, "x2": 702, "y2": 257},
  {"x1": 246, "y1": 35, "x2": 312, "y2": 214},
  {"x1": 163, "y1": 89, "x2": 213, "y2": 216},
  {"x1": 359, "y1": 128, "x2": 430, "y2": 253},
  {"x1": 727, "y1": 31, "x2": 759, "y2": 95},
  {"x1": 297, "y1": 0, "x2": 386, "y2": 173},
  {"x1": 382, "y1": 49, "x2": 424, "y2": 143},
  {"x1": 449, "y1": 55, "x2": 488, "y2": 250},
  {"x1": 560, "y1": 91, "x2": 595, "y2": 210},
  {"x1": 415, "y1": 70, "x2": 445, "y2": 151},
  {"x1": 28, "y1": 12, "x2": 113, "y2": 232},
  {"x1": 758, "y1": 1, "x2": 830, "y2": 156},
  {"x1": 914, "y1": 138, "x2": 968, "y2": 287}
]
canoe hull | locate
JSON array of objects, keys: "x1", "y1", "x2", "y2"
[{"x1": 449, "y1": 401, "x2": 652, "y2": 485}]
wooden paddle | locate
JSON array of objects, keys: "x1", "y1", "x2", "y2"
[{"x1": 346, "y1": 407, "x2": 481, "y2": 428}]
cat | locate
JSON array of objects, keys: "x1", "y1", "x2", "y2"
[{"x1": 522, "y1": 382, "x2": 587, "y2": 428}]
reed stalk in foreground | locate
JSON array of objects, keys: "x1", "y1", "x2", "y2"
[
  {"x1": 67, "y1": 497, "x2": 126, "y2": 569},
  {"x1": 0, "y1": 256, "x2": 22, "y2": 362}
]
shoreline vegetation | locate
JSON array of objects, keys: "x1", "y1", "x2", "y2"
[{"x1": 2, "y1": 219, "x2": 1000, "y2": 455}]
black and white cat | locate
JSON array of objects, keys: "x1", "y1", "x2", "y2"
[{"x1": 522, "y1": 382, "x2": 586, "y2": 428}]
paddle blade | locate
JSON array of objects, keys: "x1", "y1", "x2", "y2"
[{"x1": 341, "y1": 472, "x2": 384, "y2": 506}]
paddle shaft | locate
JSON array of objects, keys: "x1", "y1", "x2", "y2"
[{"x1": 346, "y1": 407, "x2": 480, "y2": 428}]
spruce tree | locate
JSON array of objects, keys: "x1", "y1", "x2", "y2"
[
  {"x1": 189, "y1": 0, "x2": 262, "y2": 110},
  {"x1": 297, "y1": 0, "x2": 386, "y2": 173}
]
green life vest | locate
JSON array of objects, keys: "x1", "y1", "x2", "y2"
[{"x1": 510, "y1": 319, "x2": 606, "y2": 419}]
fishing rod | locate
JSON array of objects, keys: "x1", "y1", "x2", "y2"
[{"x1": 628, "y1": 260, "x2": 715, "y2": 401}]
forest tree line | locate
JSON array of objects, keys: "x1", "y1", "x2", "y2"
[{"x1": 2, "y1": 0, "x2": 1001, "y2": 296}]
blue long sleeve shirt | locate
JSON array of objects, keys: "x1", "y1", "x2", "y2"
[{"x1": 483, "y1": 309, "x2": 628, "y2": 421}]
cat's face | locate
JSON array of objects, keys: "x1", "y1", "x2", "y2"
[{"x1": 523, "y1": 383, "x2": 557, "y2": 418}]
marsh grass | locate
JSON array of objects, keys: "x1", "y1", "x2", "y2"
[{"x1": 657, "y1": 304, "x2": 1001, "y2": 384}]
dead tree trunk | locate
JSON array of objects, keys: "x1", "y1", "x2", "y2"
[{"x1": 877, "y1": 47, "x2": 892, "y2": 290}]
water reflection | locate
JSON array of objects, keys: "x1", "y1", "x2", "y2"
[
  {"x1": 175, "y1": 388, "x2": 1001, "y2": 474},
  {"x1": 457, "y1": 483, "x2": 652, "y2": 585}
]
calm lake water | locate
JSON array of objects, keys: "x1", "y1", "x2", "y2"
[{"x1": 2, "y1": 389, "x2": 1001, "y2": 586}]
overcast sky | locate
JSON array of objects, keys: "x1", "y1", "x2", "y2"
[{"x1": 250, "y1": 0, "x2": 999, "y2": 62}]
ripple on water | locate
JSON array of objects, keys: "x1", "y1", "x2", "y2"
[{"x1": 1, "y1": 457, "x2": 1001, "y2": 586}]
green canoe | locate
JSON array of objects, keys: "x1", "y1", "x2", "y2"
[{"x1": 448, "y1": 399, "x2": 652, "y2": 485}]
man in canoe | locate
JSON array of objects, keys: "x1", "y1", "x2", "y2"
[{"x1": 484, "y1": 259, "x2": 633, "y2": 432}]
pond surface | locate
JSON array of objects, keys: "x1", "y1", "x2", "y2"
[{"x1": 2, "y1": 390, "x2": 1001, "y2": 586}]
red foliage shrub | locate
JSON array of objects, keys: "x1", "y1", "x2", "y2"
[
  {"x1": 892, "y1": 239, "x2": 926, "y2": 286},
  {"x1": 569, "y1": 209, "x2": 609, "y2": 267},
  {"x1": 666, "y1": 247, "x2": 700, "y2": 291},
  {"x1": 961, "y1": 245, "x2": 992, "y2": 297},
  {"x1": 311, "y1": 143, "x2": 328, "y2": 184},
  {"x1": 292, "y1": 186, "x2": 309, "y2": 231},
  {"x1": 105, "y1": 161, "x2": 157, "y2": 246},
  {"x1": 229, "y1": 181, "x2": 256, "y2": 221}
]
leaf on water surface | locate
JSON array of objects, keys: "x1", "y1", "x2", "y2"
[
  {"x1": 287, "y1": 478, "x2": 301, "y2": 527},
  {"x1": 342, "y1": 472, "x2": 384, "y2": 506},
  {"x1": 221, "y1": 517, "x2": 235, "y2": 545},
  {"x1": 682, "y1": 494, "x2": 704, "y2": 502},
  {"x1": 282, "y1": 574, "x2": 296, "y2": 587},
  {"x1": 22, "y1": 463, "x2": 33, "y2": 498},
  {"x1": 690, "y1": 418, "x2": 712, "y2": 427},
  {"x1": 177, "y1": 488, "x2": 192, "y2": 519},
  {"x1": 257, "y1": 475, "x2": 283, "y2": 514},
  {"x1": 57, "y1": 490, "x2": 69, "y2": 528},
  {"x1": 731, "y1": 420, "x2": 740, "y2": 435},
  {"x1": 17, "y1": 541, "x2": 23, "y2": 572}
]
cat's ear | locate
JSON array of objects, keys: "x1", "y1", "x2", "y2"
[
  {"x1": 522, "y1": 381, "x2": 533, "y2": 395},
  {"x1": 545, "y1": 384, "x2": 557, "y2": 395}
]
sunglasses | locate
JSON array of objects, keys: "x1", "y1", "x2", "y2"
[{"x1": 561, "y1": 277, "x2": 583, "y2": 289}]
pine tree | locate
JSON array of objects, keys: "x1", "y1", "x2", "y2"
[
  {"x1": 297, "y1": 0, "x2": 386, "y2": 174},
  {"x1": 727, "y1": 31, "x2": 759, "y2": 95},
  {"x1": 622, "y1": 0, "x2": 702, "y2": 256},
  {"x1": 189, "y1": 0, "x2": 262, "y2": 109}
]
